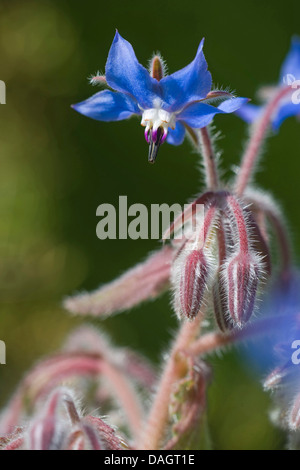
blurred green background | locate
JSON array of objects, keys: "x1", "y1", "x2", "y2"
[{"x1": 0, "y1": 0, "x2": 299, "y2": 450}]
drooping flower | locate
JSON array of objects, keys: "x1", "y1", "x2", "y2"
[
  {"x1": 72, "y1": 31, "x2": 248, "y2": 162},
  {"x1": 236, "y1": 37, "x2": 300, "y2": 130}
]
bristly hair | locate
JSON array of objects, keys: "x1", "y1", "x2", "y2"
[
  {"x1": 148, "y1": 52, "x2": 168, "y2": 78},
  {"x1": 88, "y1": 71, "x2": 107, "y2": 87}
]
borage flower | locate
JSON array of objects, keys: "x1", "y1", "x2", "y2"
[
  {"x1": 236, "y1": 37, "x2": 300, "y2": 130},
  {"x1": 72, "y1": 31, "x2": 248, "y2": 162}
]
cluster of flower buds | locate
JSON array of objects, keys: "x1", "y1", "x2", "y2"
[
  {"x1": 0, "y1": 326, "x2": 159, "y2": 450},
  {"x1": 65, "y1": 188, "x2": 287, "y2": 332},
  {"x1": 169, "y1": 190, "x2": 268, "y2": 330},
  {"x1": 0, "y1": 325, "x2": 210, "y2": 450},
  {"x1": 0, "y1": 386, "x2": 126, "y2": 450}
]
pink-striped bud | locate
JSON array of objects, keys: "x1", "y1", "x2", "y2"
[
  {"x1": 28, "y1": 416, "x2": 63, "y2": 450},
  {"x1": 223, "y1": 252, "x2": 262, "y2": 328},
  {"x1": 27, "y1": 389, "x2": 70, "y2": 450},
  {"x1": 212, "y1": 272, "x2": 234, "y2": 332},
  {"x1": 172, "y1": 248, "x2": 211, "y2": 320}
]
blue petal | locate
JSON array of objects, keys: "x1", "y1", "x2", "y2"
[
  {"x1": 177, "y1": 97, "x2": 249, "y2": 128},
  {"x1": 235, "y1": 103, "x2": 263, "y2": 124},
  {"x1": 160, "y1": 39, "x2": 212, "y2": 112},
  {"x1": 280, "y1": 36, "x2": 300, "y2": 82},
  {"x1": 273, "y1": 101, "x2": 300, "y2": 130},
  {"x1": 105, "y1": 31, "x2": 162, "y2": 109},
  {"x1": 217, "y1": 97, "x2": 250, "y2": 113},
  {"x1": 166, "y1": 121, "x2": 186, "y2": 146},
  {"x1": 72, "y1": 89, "x2": 140, "y2": 121}
]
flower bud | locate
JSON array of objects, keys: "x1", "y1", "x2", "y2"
[
  {"x1": 172, "y1": 248, "x2": 211, "y2": 320},
  {"x1": 29, "y1": 416, "x2": 63, "y2": 450},
  {"x1": 212, "y1": 272, "x2": 233, "y2": 332},
  {"x1": 224, "y1": 252, "x2": 262, "y2": 327},
  {"x1": 150, "y1": 54, "x2": 165, "y2": 81}
]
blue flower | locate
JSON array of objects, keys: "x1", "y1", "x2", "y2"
[
  {"x1": 236, "y1": 37, "x2": 300, "y2": 131},
  {"x1": 72, "y1": 31, "x2": 248, "y2": 162}
]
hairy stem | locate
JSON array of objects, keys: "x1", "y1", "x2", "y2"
[
  {"x1": 199, "y1": 127, "x2": 219, "y2": 190},
  {"x1": 225, "y1": 194, "x2": 249, "y2": 253},
  {"x1": 185, "y1": 124, "x2": 219, "y2": 190},
  {"x1": 101, "y1": 362, "x2": 143, "y2": 443},
  {"x1": 235, "y1": 86, "x2": 292, "y2": 196},
  {"x1": 267, "y1": 211, "x2": 291, "y2": 277},
  {"x1": 137, "y1": 312, "x2": 204, "y2": 450},
  {"x1": 245, "y1": 191, "x2": 292, "y2": 277},
  {"x1": 189, "y1": 313, "x2": 298, "y2": 356},
  {"x1": 0, "y1": 354, "x2": 143, "y2": 442}
]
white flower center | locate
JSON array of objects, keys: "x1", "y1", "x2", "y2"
[
  {"x1": 140, "y1": 101, "x2": 177, "y2": 162},
  {"x1": 141, "y1": 107, "x2": 176, "y2": 136}
]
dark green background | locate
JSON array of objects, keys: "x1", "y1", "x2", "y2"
[{"x1": 0, "y1": 0, "x2": 299, "y2": 449}]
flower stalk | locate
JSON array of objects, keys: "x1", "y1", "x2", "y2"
[
  {"x1": 138, "y1": 312, "x2": 204, "y2": 450},
  {"x1": 199, "y1": 126, "x2": 219, "y2": 190},
  {"x1": 235, "y1": 86, "x2": 294, "y2": 196}
]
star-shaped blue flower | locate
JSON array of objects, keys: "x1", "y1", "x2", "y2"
[
  {"x1": 236, "y1": 37, "x2": 300, "y2": 131},
  {"x1": 73, "y1": 31, "x2": 248, "y2": 162}
]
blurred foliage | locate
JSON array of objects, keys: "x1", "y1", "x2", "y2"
[{"x1": 0, "y1": 0, "x2": 299, "y2": 449}]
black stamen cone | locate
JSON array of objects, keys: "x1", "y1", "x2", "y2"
[{"x1": 148, "y1": 127, "x2": 164, "y2": 163}]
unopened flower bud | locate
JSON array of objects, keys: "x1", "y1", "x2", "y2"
[
  {"x1": 172, "y1": 248, "x2": 211, "y2": 320},
  {"x1": 212, "y1": 272, "x2": 233, "y2": 332},
  {"x1": 150, "y1": 55, "x2": 165, "y2": 81},
  {"x1": 29, "y1": 416, "x2": 63, "y2": 450},
  {"x1": 224, "y1": 252, "x2": 262, "y2": 328}
]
